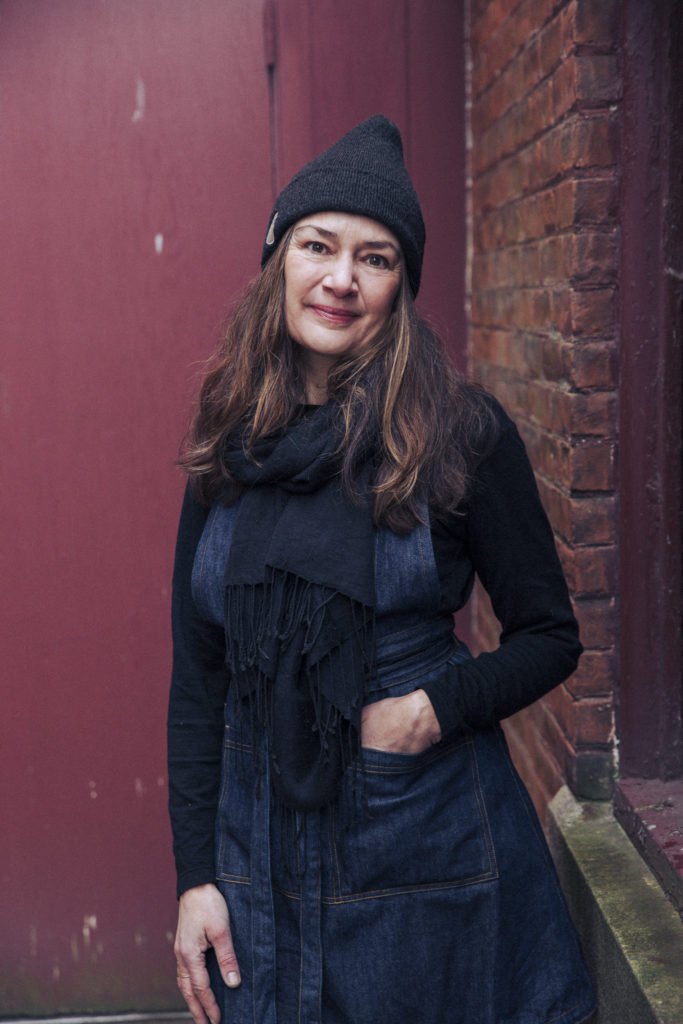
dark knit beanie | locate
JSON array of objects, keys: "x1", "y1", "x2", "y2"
[{"x1": 261, "y1": 115, "x2": 425, "y2": 296}]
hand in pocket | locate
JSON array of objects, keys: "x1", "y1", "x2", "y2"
[{"x1": 361, "y1": 688, "x2": 441, "y2": 754}]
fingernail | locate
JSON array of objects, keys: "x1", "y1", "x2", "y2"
[{"x1": 228, "y1": 972, "x2": 240, "y2": 987}]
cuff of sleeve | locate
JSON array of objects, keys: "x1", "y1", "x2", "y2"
[
  {"x1": 176, "y1": 866, "x2": 217, "y2": 900},
  {"x1": 421, "y1": 665, "x2": 470, "y2": 740}
]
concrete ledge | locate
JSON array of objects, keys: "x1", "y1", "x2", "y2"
[
  {"x1": 548, "y1": 786, "x2": 683, "y2": 1024},
  {"x1": 0, "y1": 1016, "x2": 191, "y2": 1024}
]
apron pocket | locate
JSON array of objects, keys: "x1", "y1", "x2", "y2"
[{"x1": 326, "y1": 736, "x2": 498, "y2": 901}]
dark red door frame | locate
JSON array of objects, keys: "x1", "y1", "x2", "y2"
[
  {"x1": 616, "y1": 0, "x2": 682, "y2": 912},
  {"x1": 617, "y1": 0, "x2": 682, "y2": 781}
]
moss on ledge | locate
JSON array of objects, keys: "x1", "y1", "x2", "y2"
[{"x1": 548, "y1": 786, "x2": 683, "y2": 1024}]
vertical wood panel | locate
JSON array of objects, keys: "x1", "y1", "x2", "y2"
[
  {"x1": 275, "y1": 0, "x2": 467, "y2": 364},
  {"x1": 408, "y1": 0, "x2": 467, "y2": 365}
]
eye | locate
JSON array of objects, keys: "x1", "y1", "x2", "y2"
[
  {"x1": 304, "y1": 240, "x2": 329, "y2": 255},
  {"x1": 364, "y1": 253, "x2": 390, "y2": 269}
]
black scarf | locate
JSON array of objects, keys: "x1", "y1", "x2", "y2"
[{"x1": 222, "y1": 403, "x2": 375, "y2": 809}]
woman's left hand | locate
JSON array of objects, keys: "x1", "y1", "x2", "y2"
[{"x1": 360, "y1": 688, "x2": 441, "y2": 754}]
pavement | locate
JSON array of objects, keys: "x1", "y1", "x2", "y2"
[{"x1": 0, "y1": 1016, "x2": 191, "y2": 1024}]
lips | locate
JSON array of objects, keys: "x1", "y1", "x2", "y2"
[{"x1": 309, "y1": 304, "x2": 360, "y2": 325}]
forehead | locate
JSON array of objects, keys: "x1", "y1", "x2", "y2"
[{"x1": 291, "y1": 211, "x2": 400, "y2": 248}]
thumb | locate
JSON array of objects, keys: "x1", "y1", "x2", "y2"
[{"x1": 213, "y1": 933, "x2": 241, "y2": 989}]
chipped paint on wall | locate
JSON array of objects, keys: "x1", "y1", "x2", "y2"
[{"x1": 131, "y1": 77, "x2": 145, "y2": 123}]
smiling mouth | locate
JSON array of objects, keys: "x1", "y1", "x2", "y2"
[{"x1": 309, "y1": 304, "x2": 360, "y2": 324}]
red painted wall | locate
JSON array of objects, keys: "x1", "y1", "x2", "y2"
[
  {"x1": 0, "y1": 1, "x2": 271, "y2": 1010},
  {"x1": 0, "y1": 0, "x2": 466, "y2": 1010}
]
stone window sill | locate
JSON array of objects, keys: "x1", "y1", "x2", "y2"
[{"x1": 614, "y1": 778, "x2": 683, "y2": 916}]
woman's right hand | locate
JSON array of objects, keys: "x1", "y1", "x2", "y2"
[{"x1": 174, "y1": 883, "x2": 241, "y2": 1024}]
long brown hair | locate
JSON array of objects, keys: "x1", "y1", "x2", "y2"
[{"x1": 179, "y1": 229, "x2": 497, "y2": 531}]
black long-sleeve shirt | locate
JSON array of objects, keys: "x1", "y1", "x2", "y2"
[{"x1": 167, "y1": 403, "x2": 581, "y2": 897}]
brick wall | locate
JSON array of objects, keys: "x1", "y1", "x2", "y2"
[{"x1": 467, "y1": 0, "x2": 621, "y2": 815}]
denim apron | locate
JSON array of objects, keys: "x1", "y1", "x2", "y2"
[{"x1": 192, "y1": 503, "x2": 595, "y2": 1024}]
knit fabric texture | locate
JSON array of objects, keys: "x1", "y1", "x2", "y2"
[{"x1": 261, "y1": 114, "x2": 426, "y2": 296}]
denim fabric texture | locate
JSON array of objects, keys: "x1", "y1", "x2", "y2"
[{"x1": 194, "y1": 503, "x2": 595, "y2": 1024}]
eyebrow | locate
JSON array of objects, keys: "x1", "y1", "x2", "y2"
[{"x1": 293, "y1": 223, "x2": 401, "y2": 255}]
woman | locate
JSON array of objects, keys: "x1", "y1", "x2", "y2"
[{"x1": 168, "y1": 115, "x2": 595, "y2": 1024}]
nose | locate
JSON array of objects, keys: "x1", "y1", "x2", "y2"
[{"x1": 324, "y1": 253, "x2": 357, "y2": 295}]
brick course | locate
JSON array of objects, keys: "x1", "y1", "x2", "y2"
[{"x1": 467, "y1": 0, "x2": 620, "y2": 810}]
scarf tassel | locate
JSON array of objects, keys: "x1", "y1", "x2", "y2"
[{"x1": 224, "y1": 568, "x2": 373, "y2": 810}]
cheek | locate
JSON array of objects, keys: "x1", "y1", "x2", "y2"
[
  {"x1": 283, "y1": 269, "x2": 301, "y2": 323},
  {"x1": 284, "y1": 260, "x2": 318, "y2": 310},
  {"x1": 283, "y1": 295, "x2": 299, "y2": 340},
  {"x1": 369, "y1": 280, "x2": 400, "y2": 321}
]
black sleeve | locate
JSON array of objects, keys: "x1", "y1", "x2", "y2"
[
  {"x1": 167, "y1": 483, "x2": 229, "y2": 898},
  {"x1": 422, "y1": 409, "x2": 582, "y2": 737}
]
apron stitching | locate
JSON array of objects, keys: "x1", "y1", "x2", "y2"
[
  {"x1": 470, "y1": 738, "x2": 499, "y2": 877},
  {"x1": 321, "y1": 874, "x2": 499, "y2": 904},
  {"x1": 327, "y1": 803, "x2": 342, "y2": 898}
]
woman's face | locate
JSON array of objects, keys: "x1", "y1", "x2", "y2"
[{"x1": 283, "y1": 211, "x2": 402, "y2": 390}]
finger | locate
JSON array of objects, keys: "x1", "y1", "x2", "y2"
[
  {"x1": 177, "y1": 962, "x2": 221, "y2": 1024},
  {"x1": 176, "y1": 970, "x2": 213, "y2": 1024},
  {"x1": 193, "y1": 975, "x2": 223, "y2": 1024}
]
